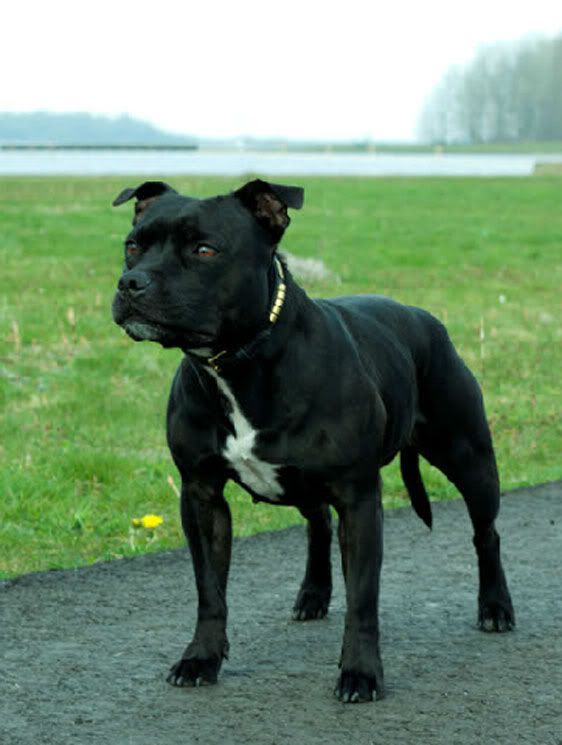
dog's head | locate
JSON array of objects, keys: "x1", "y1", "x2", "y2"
[{"x1": 111, "y1": 179, "x2": 303, "y2": 351}]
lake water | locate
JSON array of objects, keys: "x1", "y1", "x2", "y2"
[{"x1": 1, "y1": 149, "x2": 561, "y2": 177}]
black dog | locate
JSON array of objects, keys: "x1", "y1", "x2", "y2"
[{"x1": 112, "y1": 179, "x2": 514, "y2": 703}]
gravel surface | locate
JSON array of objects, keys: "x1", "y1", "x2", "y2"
[{"x1": 1, "y1": 482, "x2": 561, "y2": 745}]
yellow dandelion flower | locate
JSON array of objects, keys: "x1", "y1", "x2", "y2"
[{"x1": 131, "y1": 514, "x2": 164, "y2": 529}]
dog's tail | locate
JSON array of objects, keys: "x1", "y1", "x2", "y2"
[{"x1": 400, "y1": 448, "x2": 432, "y2": 529}]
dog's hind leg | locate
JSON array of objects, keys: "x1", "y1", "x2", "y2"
[
  {"x1": 292, "y1": 503, "x2": 332, "y2": 621},
  {"x1": 420, "y1": 433, "x2": 515, "y2": 632},
  {"x1": 452, "y1": 442, "x2": 514, "y2": 632},
  {"x1": 416, "y1": 340, "x2": 515, "y2": 631}
]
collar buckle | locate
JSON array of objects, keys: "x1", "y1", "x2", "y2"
[{"x1": 207, "y1": 350, "x2": 227, "y2": 373}]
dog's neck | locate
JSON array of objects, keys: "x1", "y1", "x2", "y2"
[{"x1": 186, "y1": 253, "x2": 294, "y2": 375}]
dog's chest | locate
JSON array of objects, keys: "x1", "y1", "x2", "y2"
[{"x1": 209, "y1": 372, "x2": 283, "y2": 501}]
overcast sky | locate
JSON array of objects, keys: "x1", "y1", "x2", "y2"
[{"x1": 2, "y1": 1, "x2": 561, "y2": 141}]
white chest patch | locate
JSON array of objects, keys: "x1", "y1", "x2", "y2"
[{"x1": 207, "y1": 370, "x2": 283, "y2": 501}]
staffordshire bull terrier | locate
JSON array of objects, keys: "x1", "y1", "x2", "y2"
[{"x1": 112, "y1": 179, "x2": 514, "y2": 703}]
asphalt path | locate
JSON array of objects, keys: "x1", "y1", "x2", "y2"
[{"x1": 1, "y1": 482, "x2": 561, "y2": 745}]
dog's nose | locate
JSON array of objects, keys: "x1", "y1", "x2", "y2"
[{"x1": 118, "y1": 271, "x2": 152, "y2": 295}]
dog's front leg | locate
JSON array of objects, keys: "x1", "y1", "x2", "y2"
[
  {"x1": 167, "y1": 476, "x2": 231, "y2": 687},
  {"x1": 334, "y1": 479, "x2": 384, "y2": 703}
]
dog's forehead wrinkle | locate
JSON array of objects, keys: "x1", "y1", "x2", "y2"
[
  {"x1": 198, "y1": 194, "x2": 255, "y2": 227},
  {"x1": 131, "y1": 213, "x2": 202, "y2": 248},
  {"x1": 129, "y1": 220, "x2": 167, "y2": 247},
  {"x1": 137, "y1": 194, "x2": 199, "y2": 227},
  {"x1": 151, "y1": 199, "x2": 229, "y2": 242},
  {"x1": 186, "y1": 204, "x2": 260, "y2": 252},
  {"x1": 135, "y1": 192, "x2": 263, "y2": 249}
]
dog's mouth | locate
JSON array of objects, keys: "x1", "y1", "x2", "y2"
[
  {"x1": 121, "y1": 318, "x2": 168, "y2": 342},
  {"x1": 117, "y1": 312, "x2": 215, "y2": 350},
  {"x1": 112, "y1": 292, "x2": 216, "y2": 350}
]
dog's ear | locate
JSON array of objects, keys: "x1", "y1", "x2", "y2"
[
  {"x1": 112, "y1": 181, "x2": 177, "y2": 225},
  {"x1": 234, "y1": 179, "x2": 304, "y2": 241}
]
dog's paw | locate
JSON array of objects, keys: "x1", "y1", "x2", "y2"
[
  {"x1": 292, "y1": 584, "x2": 331, "y2": 621},
  {"x1": 167, "y1": 635, "x2": 229, "y2": 687},
  {"x1": 334, "y1": 671, "x2": 384, "y2": 704},
  {"x1": 167, "y1": 656, "x2": 220, "y2": 687},
  {"x1": 478, "y1": 596, "x2": 515, "y2": 632}
]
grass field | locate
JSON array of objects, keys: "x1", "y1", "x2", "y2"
[{"x1": 1, "y1": 175, "x2": 561, "y2": 578}]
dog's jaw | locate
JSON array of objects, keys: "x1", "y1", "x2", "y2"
[{"x1": 121, "y1": 319, "x2": 166, "y2": 342}]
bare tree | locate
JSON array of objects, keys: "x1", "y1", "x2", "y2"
[{"x1": 417, "y1": 33, "x2": 562, "y2": 144}]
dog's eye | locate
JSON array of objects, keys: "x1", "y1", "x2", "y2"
[
  {"x1": 125, "y1": 242, "x2": 140, "y2": 257},
  {"x1": 195, "y1": 245, "x2": 218, "y2": 257}
]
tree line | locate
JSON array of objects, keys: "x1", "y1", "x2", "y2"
[
  {"x1": 0, "y1": 112, "x2": 195, "y2": 146},
  {"x1": 418, "y1": 34, "x2": 562, "y2": 144}
]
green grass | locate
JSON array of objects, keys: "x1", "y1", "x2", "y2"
[
  {"x1": 1, "y1": 175, "x2": 561, "y2": 578},
  {"x1": 534, "y1": 162, "x2": 562, "y2": 176}
]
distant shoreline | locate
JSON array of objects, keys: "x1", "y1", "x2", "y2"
[
  {"x1": 2, "y1": 142, "x2": 562, "y2": 155},
  {"x1": 0, "y1": 143, "x2": 199, "y2": 151}
]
